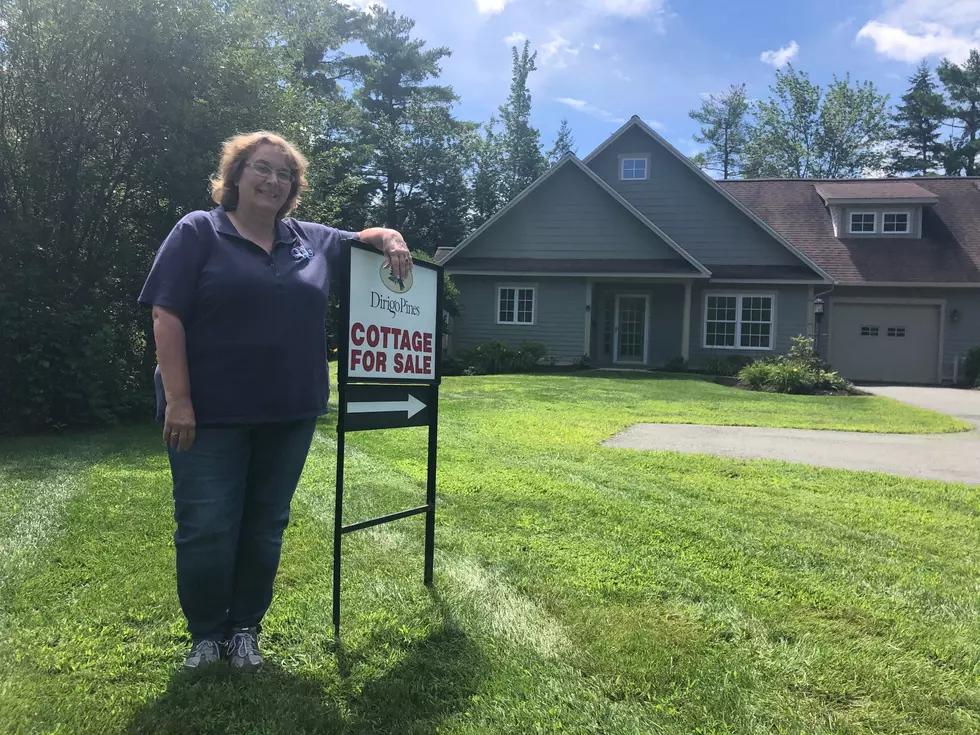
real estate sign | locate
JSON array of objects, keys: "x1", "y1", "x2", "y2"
[
  {"x1": 333, "y1": 241, "x2": 443, "y2": 639},
  {"x1": 347, "y1": 245, "x2": 439, "y2": 382}
]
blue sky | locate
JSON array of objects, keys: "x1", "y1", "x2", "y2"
[{"x1": 345, "y1": 0, "x2": 980, "y2": 159}]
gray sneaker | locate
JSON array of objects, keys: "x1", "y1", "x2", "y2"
[
  {"x1": 226, "y1": 627, "x2": 264, "y2": 672},
  {"x1": 184, "y1": 638, "x2": 223, "y2": 671}
]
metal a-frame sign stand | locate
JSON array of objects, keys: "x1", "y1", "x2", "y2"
[{"x1": 333, "y1": 240, "x2": 444, "y2": 639}]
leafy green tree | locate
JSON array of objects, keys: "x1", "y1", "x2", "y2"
[
  {"x1": 938, "y1": 50, "x2": 980, "y2": 175},
  {"x1": 547, "y1": 117, "x2": 577, "y2": 164},
  {"x1": 888, "y1": 62, "x2": 947, "y2": 176},
  {"x1": 744, "y1": 66, "x2": 823, "y2": 178},
  {"x1": 499, "y1": 40, "x2": 547, "y2": 199},
  {"x1": 0, "y1": 0, "x2": 327, "y2": 431},
  {"x1": 816, "y1": 74, "x2": 889, "y2": 178},
  {"x1": 471, "y1": 116, "x2": 506, "y2": 225},
  {"x1": 689, "y1": 84, "x2": 749, "y2": 179},
  {"x1": 745, "y1": 65, "x2": 889, "y2": 178}
]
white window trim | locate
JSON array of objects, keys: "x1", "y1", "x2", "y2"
[
  {"x1": 618, "y1": 154, "x2": 650, "y2": 181},
  {"x1": 882, "y1": 210, "x2": 912, "y2": 234},
  {"x1": 495, "y1": 284, "x2": 537, "y2": 326},
  {"x1": 702, "y1": 292, "x2": 776, "y2": 351},
  {"x1": 848, "y1": 211, "x2": 878, "y2": 234}
]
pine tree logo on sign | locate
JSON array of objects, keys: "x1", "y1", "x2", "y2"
[{"x1": 381, "y1": 262, "x2": 413, "y2": 294}]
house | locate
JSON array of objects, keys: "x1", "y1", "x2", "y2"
[{"x1": 436, "y1": 116, "x2": 980, "y2": 385}]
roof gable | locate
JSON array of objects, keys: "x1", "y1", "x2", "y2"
[
  {"x1": 443, "y1": 155, "x2": 709, "y2": 275},
  {"x1": 583, "y1": 117, "x2": 832, "y2": 281}
]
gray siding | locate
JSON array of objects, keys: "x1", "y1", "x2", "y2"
[
  {"x1": 823, "y1": 286, "x2": 980, "y2": 381},
  {"x1": 838, "y1": 205, "x2": 922, "y2": 238},
  {"x1": 462, "y1": 163, "x2": 681, "y2": 261},
  {"x1": 451, "y1": 275, "x2": 587, "y2": 361},
  {"x1": 687, "y1": 283, "x2": 811, "y2": 366},
  {"x1": 588, "y1": 127, "x2": 804, "y2": 267}
]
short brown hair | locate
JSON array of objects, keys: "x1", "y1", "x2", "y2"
[{"x1": 210, "y1": 131, "x2": 309, "y2": 219}]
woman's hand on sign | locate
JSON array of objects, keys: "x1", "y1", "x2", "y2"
[
  {"x1": 359, "y1": 228, "x2": 413, "y2": 281},
  {"x1": 164, "y1": 396, "x2": 196, "y2": 452}
]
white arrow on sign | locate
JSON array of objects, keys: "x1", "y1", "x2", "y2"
[{"x1": 347, "y1": 394, "x2": 426, "y2": 419}]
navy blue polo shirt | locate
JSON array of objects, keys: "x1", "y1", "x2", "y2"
[{"x1": 138, "y1": 207, "x2": 359, "y2": 425}]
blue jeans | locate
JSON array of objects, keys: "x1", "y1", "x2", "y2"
[{"x1": 167, "y1": 418, "x2": 317, "y2": 641}]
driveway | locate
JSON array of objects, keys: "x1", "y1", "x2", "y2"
[{"x1": 604, "y1": 387, "x2": 980, "y2": 485}]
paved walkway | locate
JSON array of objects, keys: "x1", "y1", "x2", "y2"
[{"x1": 604, "y1": 387, "x2": 980, "y2": 485}]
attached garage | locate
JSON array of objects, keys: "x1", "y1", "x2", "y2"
[{"x1": 828, "y1": 301, "x2": 942, "y2": 384}]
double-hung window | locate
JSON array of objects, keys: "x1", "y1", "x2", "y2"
[
  {"x1": 497, "y1": 285, "x2": 535, "y2": 325},
  {"x1": 704, "y1": 294, "x2": 774, "y2": 350}
]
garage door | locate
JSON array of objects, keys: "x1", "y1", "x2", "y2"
[{"x1": 829, "y1": 302, "x2": 940, "y2": 384}]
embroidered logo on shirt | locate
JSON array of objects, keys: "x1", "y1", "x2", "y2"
[{"x1": 291, "y1": 245, "x2": 315, "y2": 261}]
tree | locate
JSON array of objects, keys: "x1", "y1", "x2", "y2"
[
  {"x1": 471, "y1": 116, "x2": 506, "y2": 225},
  {"x1": 744, "y1": 65, "x2": 822, "y2": 178},
  {"x1": 547, "y1": 117, "x2": 576, "y2": 164},
  {"x1": 744, "y1": 65, "x2": 889, "y2": 178},
  {"x1": 498, "y1": 40, "x2": 547, "y2": 199},
  {"x1": 888, "y1": 62, "x2": 948, "y2": 176},
  {"x1": 816, "y1": 73, "x2": 889, "y2": 178},
  {"x1": 938, "y1": 50, "x2": 980, "y2": 175},
  {"x1": 350, "y1": 9, "x2": 459, "y2": 232},
  {"x1": 688, "y1": 84, "x2": 749, "y2": 179},
  {"x1": 0, "y1": 0, "x2": 341, "y2": 431}
]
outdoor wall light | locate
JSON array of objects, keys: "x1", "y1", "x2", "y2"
[
  {"x1": 951, "y1": 308, "x2": 960, "y2": 323},
  {"x1": 813, "y1": 298, "x2": 825, "y2": 322}
]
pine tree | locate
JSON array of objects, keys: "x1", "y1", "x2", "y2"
[
  {"x1": 688, "y1": 84, "x2": 749, "y2": 179},
  {"x1": 938, "y1": 50, "x2": 980, "y2": 176},
  {"x1": 499, "y1": 40, "x2": 547, "y2": 199},
  {"x1": 889, "y1": 62, "x2": 947, "y2": 176},
  {"x1": 547, "y1": 118, "x2": 577, "y2": 164},
  {"x1": 351, "y1": 9, "x2": 460, "y2": 230}
]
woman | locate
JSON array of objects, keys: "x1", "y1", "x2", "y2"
[{"x1": 139, "y1": 131, "x2": 413, "y2": 672}]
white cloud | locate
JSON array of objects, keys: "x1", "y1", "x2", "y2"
[
  {"x1": 540, "y1": 34, "x2": 581, "y2": 68},
  {"x1": 592, "y1": 0, "x2": 662, "y2": 18},
  {"x1": 856, "y1": 0, "x2": 980, "y2": 63},
  {"x1": 341, "y1": 0, "x2": 385, "y2": 10},
  {"x1": 593, "y1": 43, "x2": 602, "y2": 51},
  {"x1": 557, "y1": 97, "x2": 624, "y2": 123},
  {"x1": 613, "y1": 69, "x2": 632, "y2": 81},
  {"x1": 760, "y1": 40, "x2": 799, "y2": 67},
  {"x1": 649, "y1": 120, "x2": 667, "y2": 131},
  {"x1": 504, "y1": 32, "x2": 528, "y2": 45},
  {"x1": 476, "y1": 0, "x2": 515, "y2": 15}
]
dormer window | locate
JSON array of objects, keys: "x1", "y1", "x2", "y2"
[
  {"x1": 883, "y1": 212, "x2": 911, "y2": 233},
  {"x1": 620, "y1": 156, "x2": 648, "y2": 181},
  {"x1": 849, "y1": 212, "x2": 876, "y2": 233}
]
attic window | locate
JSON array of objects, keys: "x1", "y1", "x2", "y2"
[
  {"x1": 620, "y1": 157, "x2": 648, "y2": 181},
  {"x1": 883, "y1": 212, "x2": 911, "y2": 233},
  {"x1": 849, "y1": 212, "x2": 876, "y2": 233}
]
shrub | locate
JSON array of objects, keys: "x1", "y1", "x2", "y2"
[
  {"x1": 737, "y1": 335, "x2": 853, "y2": 395},
  {"x1": 963, "y1": 346, "x2": 980, "y2": 386},
  {"x1": 663, "y1": 356, "x2": 688, "y2": 372},
  {"x1": 455, "y1": 340, "x2": 549, "y2": 375}
]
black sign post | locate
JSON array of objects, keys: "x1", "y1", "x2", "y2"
[{"x1": 333, "y1": 241, "x2": 443, "y2": 639}]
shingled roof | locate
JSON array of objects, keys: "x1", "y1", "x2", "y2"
[
  {"x1": 814, "y1": 181, "x2": 939, "y2": 204},
  {"x1": 720, "y1": 178, "x2": 980, "y2": 285}
]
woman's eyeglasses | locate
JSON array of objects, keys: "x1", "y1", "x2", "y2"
[{"x1": 245, "y1": 162, "x2": 295, "y2": 185}]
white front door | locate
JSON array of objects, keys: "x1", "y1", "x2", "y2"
[{"x1": 614, "y1": 294, "x2": 649, "y2": 364}]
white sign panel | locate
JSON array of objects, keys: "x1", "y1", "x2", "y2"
[{"x1": 347, "y1": 246, "x2": 439, "y2": 381}]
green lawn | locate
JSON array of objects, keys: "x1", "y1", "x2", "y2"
[{"x1": 1, "y1": 373, "x2": 978, "y2": 734}]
